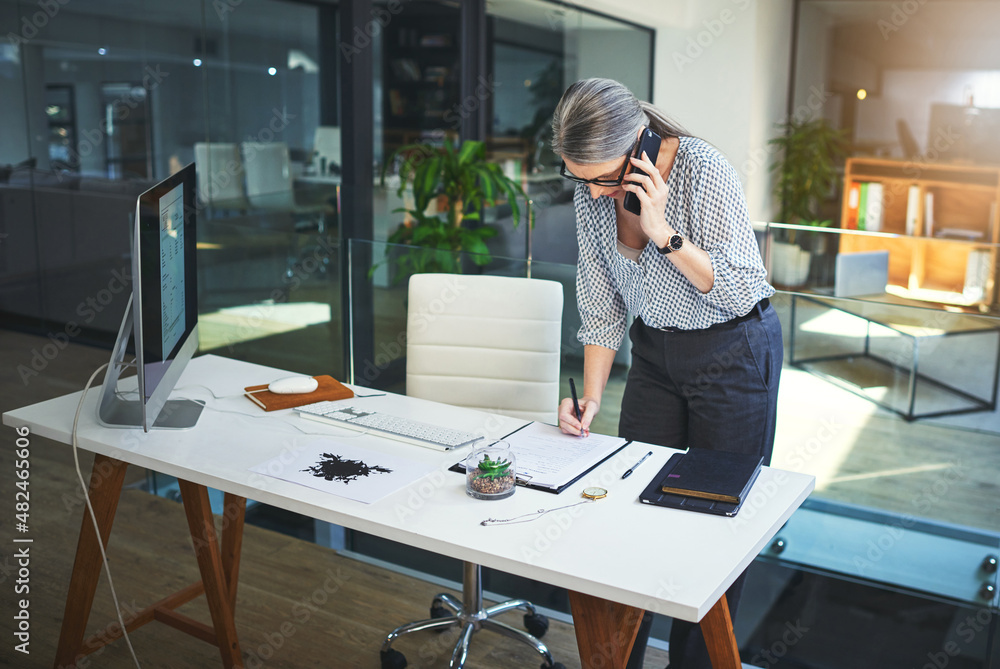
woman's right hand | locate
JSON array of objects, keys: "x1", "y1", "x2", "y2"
[{"x1": 558, "y1": 396, "x2": 600, "y2": 437}]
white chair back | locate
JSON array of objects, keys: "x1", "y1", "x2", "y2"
[
  {"x1": 193, "y1": 142, "x2": 249, "y2": 207},
  {"x1": 406, "y1": 273, "x2": 563, "y2": 424},
  {"x1": 313, "y1": 126, "x2": 341, "y2": 175},
  {"x1": 241, "y1": 141, "x2": 294, "y2": 210}
]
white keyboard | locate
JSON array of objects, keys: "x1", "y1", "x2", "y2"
[{"x1": 295, "y1": 402, "x2": 479, "y2": 450}]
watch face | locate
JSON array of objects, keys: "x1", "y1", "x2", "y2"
[
  {"x1": 582, "y1": 487, "x2": 608, "y2": 500},
  {"x1": 669, "y1": 234, "x2": 683, "y2": 250}
]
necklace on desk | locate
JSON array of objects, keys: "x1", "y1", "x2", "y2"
[{"x1": 480, "y1": 487, "x2": 608, "y2": 526}]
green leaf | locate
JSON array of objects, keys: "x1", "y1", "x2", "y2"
[{"x1": 457, "y1": 140, "x2": 484, "y2": 166}]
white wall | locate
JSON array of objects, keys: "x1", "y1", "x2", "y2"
[
  {"x1": 571, "y1": 27, "x2": 654, "y2": 100},
  {"x1": 855, "y1": 69, "x2": 1000, "y2": 154},
  {"x1": 571, "y1": 0, "x2": 795, "y2": 222},
  {"x1": 748, "y1": 0, "x2": 793, "y2": 223}
]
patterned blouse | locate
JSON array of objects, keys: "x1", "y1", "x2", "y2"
[{"x1": 575, "y1": 136, "x2": 774, "y2": 350}]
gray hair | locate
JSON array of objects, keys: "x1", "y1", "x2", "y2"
[{"x1": 551, "y1": 78, "x2": 690, "y2": 164}]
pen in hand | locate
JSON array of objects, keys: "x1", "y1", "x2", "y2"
[
  {"x1": 569, "y1": 378, "x2": 587, "y2": 437},
  {"x1": 621, "y1": 450, "x2": 653, "y2": 479}
]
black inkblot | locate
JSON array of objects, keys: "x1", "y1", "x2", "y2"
[{"x1": 303, "y1": 453, "x2": 392, "y2": 484}]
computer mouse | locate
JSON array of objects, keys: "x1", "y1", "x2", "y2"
[{"x1": 268, "y1": 376, "x2": 319, "y2": 394}]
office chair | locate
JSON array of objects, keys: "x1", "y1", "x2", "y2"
[
  {"x1": 380, "y1": 273, "x2": 565, "y2": 669},
  {"x1": 194, "y1": 143, "x2": 250, "y2": 209},
  {"x1": 312, "y1": 126, "x2": 342, "y2": 177},
  {"x1": 241, "y1": 141, "x2": 336, "y2": 282}
]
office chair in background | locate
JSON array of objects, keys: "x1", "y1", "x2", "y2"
[
  {"x1": 241, "y1": 141, "x2": 336, "y2": 282},
  {"x1": 193, "y1": 142, "x2": 250, "y2": 209},
  {"x1": 312, "y1": 126, "x2": 342, "y2": 177},
  {"x1": 380, "y1": 273, "x2": 566, "y2": 669}
]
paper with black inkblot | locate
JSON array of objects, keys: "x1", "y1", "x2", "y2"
[
  {"x1": 302, "y1": 453, "x2": 392, "y2": 484},
  {"x1": 249, "y1": 440, "x2": 438, "y2": 504}
]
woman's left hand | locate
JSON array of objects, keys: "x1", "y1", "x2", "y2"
[{"x1": 623, "y1": 152, "x2": 673, "y2": 247}]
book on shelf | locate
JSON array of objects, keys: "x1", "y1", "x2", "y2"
[
  {"x1": 857, "y1": 182, "x2": 869, "y2": 231},
  {"x1": 964, "y1": 248, "x2": 991, "y2": 302},
  {"x1": 423, "y1": 65, "x2": 450, "y2": 85},
  {"x1": 845, "y1": 182, "x2": 861, "y2": 229},
  {"x1": 924, "y1": 192, "x2": 935, "y2": 237},
  {"x1": 905, "y1": 185, "x2": 920, "y2": 236},
  {"x1": 935, "y1": 227, "x2": 985, "y2": 241},
  {"x1": 388, "y1": 89, "x2": 406, "y2": 116},
  {"x1": 419, "y1": 33, "x2": 452, "y2": 47},
  {"x1": 863, "y1": 182, "x2": 883, "y2": 232},
  {"x1": 390, "y1": 58, "x2": 421, "y2": 81}
]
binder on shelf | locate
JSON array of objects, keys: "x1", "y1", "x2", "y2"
[
  {"x1": 905, "y1": 185, "x2": 920, "y2": 236},
  {"x1": 845, "y1": 182, "x2": 861, "y2": 229},
  {"x1": 864, "y1": 182, "x2": 884, "y2": 232},
  {"x1": 858, "y1": 182, "x2": 869, "y2": 231},
  {"x1": 964, "y1": 248, "x2": 991, "y2": 302},
  {"x1": 924, "y1": 191, "x2": 935, "y2": 237}
]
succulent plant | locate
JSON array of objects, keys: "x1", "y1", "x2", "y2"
[{"x1": 475, "y1": 454, "x2": 512, "y2": 480}]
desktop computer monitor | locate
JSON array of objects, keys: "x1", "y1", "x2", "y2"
[{"x1": 98, "y1": 163, "x2": 203, "y2": 432}]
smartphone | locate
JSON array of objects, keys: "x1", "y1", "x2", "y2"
[{"x1": 623, "y1": 128, "x2": 662, "y2": 215}]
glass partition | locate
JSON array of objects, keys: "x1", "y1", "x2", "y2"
[
  {"x1": 0, "y1": 0, "x2": 338, "y2": 345},
  {"x1": 482, "y1": 0, "x2": 654, "y2": 264}
]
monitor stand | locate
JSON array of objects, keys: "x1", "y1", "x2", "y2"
[{"x1": 97, "y1": 294, "x2": 204, "y2": 430}]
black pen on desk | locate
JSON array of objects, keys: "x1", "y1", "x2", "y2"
[
  {"x1": 621, "y1": 450, "x2": 653, "y2": 479},
  {"x1": 568, "y1": 378, "x2": 586, "y2": 437}
]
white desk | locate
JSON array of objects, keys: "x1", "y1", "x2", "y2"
[{"x1": 3, "y1": 354, "x2": 814, "y2": 668}]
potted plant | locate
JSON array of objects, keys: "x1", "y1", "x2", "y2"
[
  {"x1": 382, "y1": 139, "x2": 531, "y2": 279},
  {"x1": 465, "y1": 440, "x2": 516, "y2": 500},
  {"x1": 768, "y1": 117, "x2": 849, "y2": 286}
]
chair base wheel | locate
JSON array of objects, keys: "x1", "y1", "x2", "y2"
[
  {"x1": 380, "y1": 648, "x2": 407, "y2": 669},
  {"x1": 542, "y1": 662, "x2": 566, "y2": 669},
  {"x1": 524, "y1": 612, "x2": 549, "y2": 638},
  {"x1": 430, "y1": 603, "x2": 450, "y2": 619}
]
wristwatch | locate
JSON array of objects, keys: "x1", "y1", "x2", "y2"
[{"x1": 657, "y1": 234, "x2": 684, "y2": 255}]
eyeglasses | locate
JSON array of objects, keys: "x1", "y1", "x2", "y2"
[{"x1": 559, "y1": 138, "x2": 638, "y2": 187}]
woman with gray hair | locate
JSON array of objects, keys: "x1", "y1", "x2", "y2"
[{"x1": 554, "y1": 78, "x2": 782, "y2": 669}]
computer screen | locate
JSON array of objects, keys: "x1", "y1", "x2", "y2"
[{"x1": 98, "y1": 162, "x2": 203, "y2": 431}]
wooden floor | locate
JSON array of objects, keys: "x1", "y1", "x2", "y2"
[{"x1": 0, "y1": 331, "x2": 670, "y2": 668}]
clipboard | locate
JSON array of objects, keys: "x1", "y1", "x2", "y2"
[{"x1": 449, "y1": 422, "x2": 630, "y2": 495}]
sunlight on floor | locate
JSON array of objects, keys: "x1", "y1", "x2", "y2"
[
  {"x1": 198, "y1": 301, "x2": 332, "y2": 350},
  {"x1": 772, "y1": 367, "x2": 879, "y2": 492}
]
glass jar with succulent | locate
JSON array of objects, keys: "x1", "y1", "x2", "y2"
[
  {"x1": 381, "y1": 139, "x2": 532, "y2": 280},
  {"x1": 465, "y1": 440, "x2": 516, "y2": 500}
]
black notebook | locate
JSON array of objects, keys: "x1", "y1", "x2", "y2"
[{"x1": 639, "y1": 450, "x2": 763, "y2": 517}]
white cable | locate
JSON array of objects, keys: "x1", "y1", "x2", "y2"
[
  {"x1": 71, "y1": 367, "x2": 374, "y2": 667},
  {"x1": 72, "y1": 362, "x2": 142, "y2": 668},
  {"x1": 171, "y1": 383, "x2": 381, "y2": 437},
  {"x1": 175, "y1": 382, "x2": 387, "y2": 401}
]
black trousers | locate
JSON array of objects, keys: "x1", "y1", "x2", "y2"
[{"x1": 619, "y1": 301, "x2": 783, "y2": 669}]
